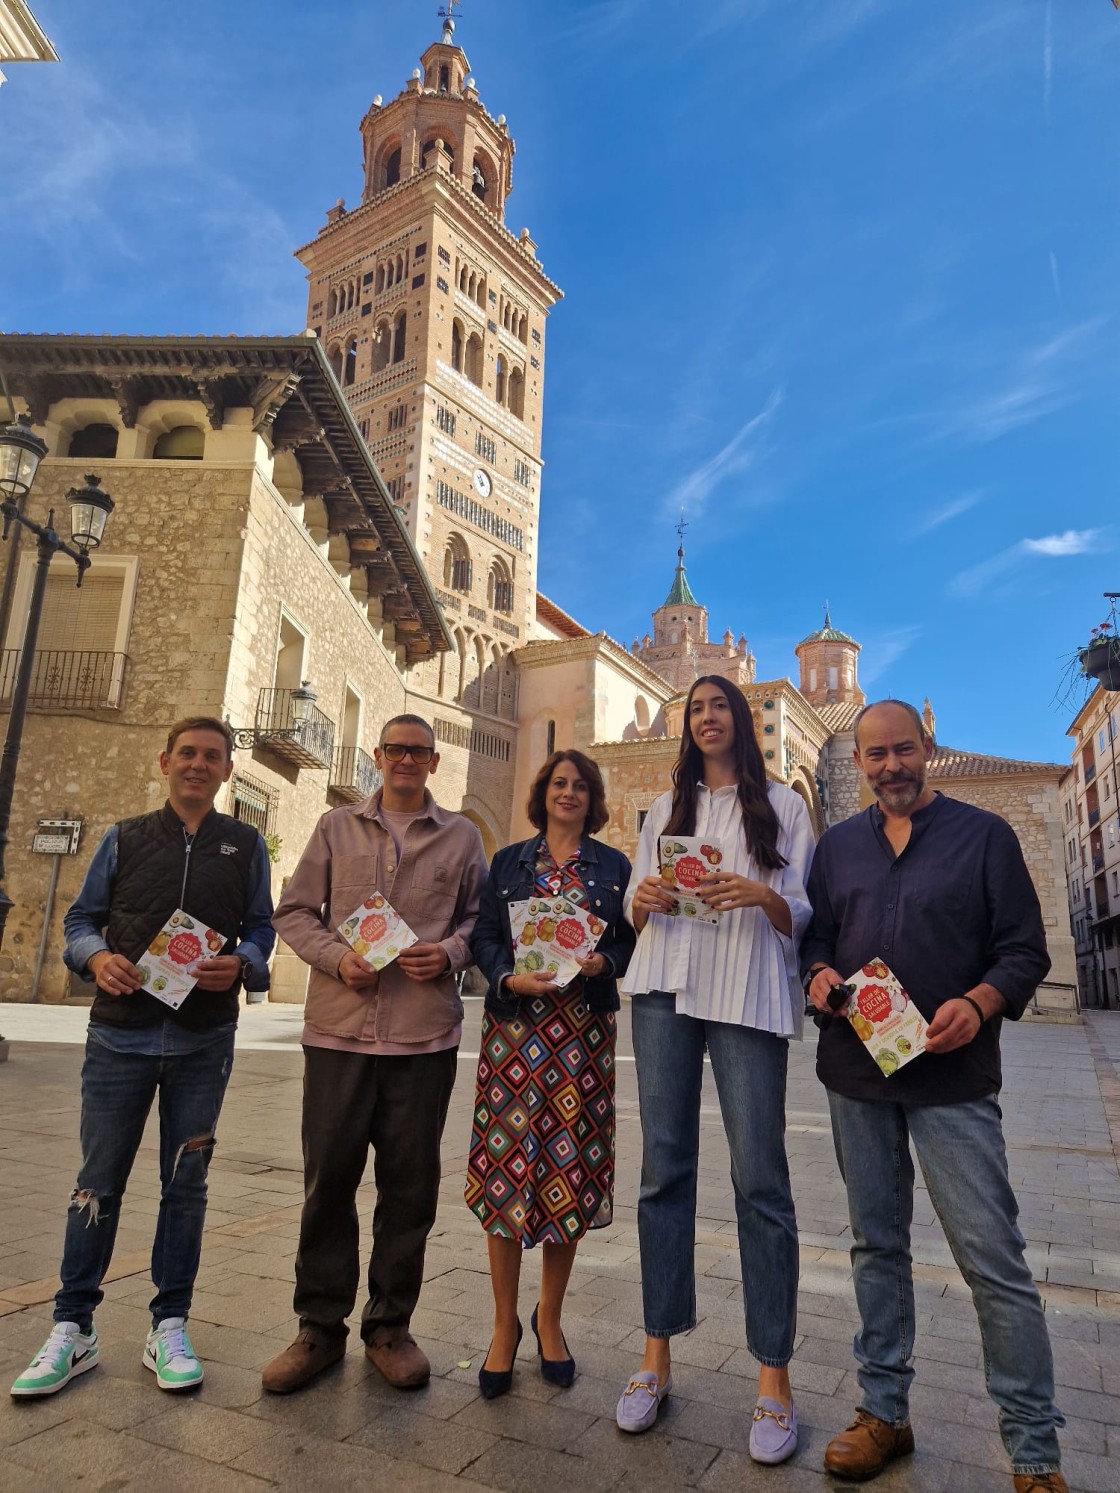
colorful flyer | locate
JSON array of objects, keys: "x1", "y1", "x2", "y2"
[
  {"x1": 657, "y1": 835, "x2": 724, "y2": 924},
  {"x1": 508, "y1": 895, "x2": 606, "y2": 988},
  {"x1": 834, "y1": 957, "x2": 928, "y2": 1077},
  {"x1": 136, "y1": 908, "x2": 227, "y2": 1011},
  {"x1": 337, "y1": 892, "x2": 418, "y2": 970}
]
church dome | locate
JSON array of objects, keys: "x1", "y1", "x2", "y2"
[{"x1": 797, "y1": 609, "x2": 856, "y2": 647}]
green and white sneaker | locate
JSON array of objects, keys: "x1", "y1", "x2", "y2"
[
  {"x1": 11, "y1": 1321, "x2": 99, "y2": 1397},
  {"x1": 143, "y1": 1317, "x2": 203, "y2": 1391}
]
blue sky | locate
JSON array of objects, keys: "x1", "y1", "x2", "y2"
[{"x1": 3, "y1": 0, "x2": 1117, "y2": 763}]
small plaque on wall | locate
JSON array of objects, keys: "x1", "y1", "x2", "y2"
[{"x1": 32, "y1": 819, "x2": 82, "y2": 855}]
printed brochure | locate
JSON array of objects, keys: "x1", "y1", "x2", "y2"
[
  {"x1": 338, "y1": 892, "x2": 418, "y2": 970},
  {"x1": 657, "y1": 835, "x2": 724, "y2": 924},
  {"x1": 508, "y1": 895, "x2": 606, "y2": 988},
  {"x1": 834, "y1": 958, "x2": 928, "y2": 1077},
  {"x1": 137, "y1": 908, "x2": 227, "y2": 1011}
]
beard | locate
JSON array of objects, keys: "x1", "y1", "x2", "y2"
[{"x1": 871, "y1": 769, "x2": 925, "y2": 811}]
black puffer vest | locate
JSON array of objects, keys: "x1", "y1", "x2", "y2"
[{"x1": 91, "y1": 804, "x2": 259, "y2": 1031}]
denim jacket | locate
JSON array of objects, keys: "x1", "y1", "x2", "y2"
[{"x1": 472, "y1": 836, "x2": 635, "y2": 1018}]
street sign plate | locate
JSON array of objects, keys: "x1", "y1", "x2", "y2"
[{"x1": 32, "y1": 819, "x2": 82, "y2": 855}]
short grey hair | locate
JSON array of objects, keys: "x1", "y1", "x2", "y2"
[{"x1": 852, "y1": 699, "x2": 931, "y2": 750}]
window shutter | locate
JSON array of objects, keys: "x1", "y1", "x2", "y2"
[{"x1": 36, "y1": 572, "x2": 123, "y2": 653}]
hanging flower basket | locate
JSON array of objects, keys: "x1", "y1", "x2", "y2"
[{"x1": 1079, "y1": 629, "x2": 1120, "y2": 691}]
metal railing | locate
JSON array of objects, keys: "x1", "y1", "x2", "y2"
[
  {"x1": 253, "y1": 688, "x2": 335, "y2": 770},
  {"x1": 0, "y1": 649, "x2": 129, "y2": 710},
  {"x1": 329, "y1": 746, "x2": 381, "y2": 803}
]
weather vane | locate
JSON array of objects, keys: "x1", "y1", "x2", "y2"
[
  {"x1": 676, "y1": 511, "x2": 688, "y2": 556},
  {"x1": 438, "y1": 0, "x2": 462, "y2": 34}
]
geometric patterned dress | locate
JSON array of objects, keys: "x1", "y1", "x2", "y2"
[{"x1": 465, "y1": 842, "x2": 617, "y2": 1247}]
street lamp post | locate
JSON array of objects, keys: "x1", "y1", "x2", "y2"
[{"x1": 0, "y1": 414, "x2": 114, "y2": 951}]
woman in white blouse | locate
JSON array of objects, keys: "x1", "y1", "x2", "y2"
[{"x1": 614, "y1": 676, "x2": 814, "y2": 1466}]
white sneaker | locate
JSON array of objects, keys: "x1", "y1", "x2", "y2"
[
  {"x1": 143, "y1": 1317, "x2": 203, "y2": 1391},
  {"x1": 11, "y1": 1322, "x2": 99, "y2": 1397}
]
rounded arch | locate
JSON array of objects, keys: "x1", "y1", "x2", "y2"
[
  {"x1": 494, "y1": 355, "x2": 506, "y2": 406},
  {"x1": 460, "y1": 798, "x2": 501, "y2": 862},
  {"x1": 374, "y1": 137, "x2": 403, "y2": 192},
  {"x1": 488, "y1": 556, "x2": 513, "y2": 614},
  {"x1": 327, "y1": 342, "x2": 344, "y2": 381},
  {"x1": 634, "y1": 695, "x2": 651, "y2": 733},
  {"x1": 391, "y1": 309, "x2": 406, "y2": 364},
  {"x1": 450, "y1": 318, "x2": 464, "y2": 373},
  {"x1": 67, "y1": 422, "x2": 118, "y2": 459},
  {"x1": 152, "y1": 424, "x2": 204, "y2": 460},
  {"x1": 372, "y1": 319, "x2": 391, "y2": 374},
  {"x1": 471, "y1": 149, "x2": 497, "y2": 209},
  {"x1": 465, "y1": 331, "x2": 483, "y2": 386},
  {"x1": 444, "y1": 531, "x2": 472, "y2": 593},
  {"x1": 342, "y1": 336, "x2": 358, "y2": 387},
  {"x1": 421, "y1": 133, "x2": 457, "y2": 171},
  {"x1": 508, "y1": 365, "x2": 525, "y2": 419},
  {"x1": 787, "y1": 765, "x2": 825, "y2": 837}
]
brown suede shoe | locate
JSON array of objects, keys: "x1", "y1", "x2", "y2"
[
  {"x1": 824, "y1": 1408, "x2": 915, "y2": 1480},
  {"x1": 261, "y1": 1329, "x2": 345, "y2": 1393},
  {"x1": 364, "y1": 1325, "x2": 430, "y2": 1388},
  {"x1": 1013, "y1": 1476, "x2": 1067, "y2": 1492}
]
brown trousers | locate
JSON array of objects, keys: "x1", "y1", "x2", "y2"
[{"x1": 293, "y1": 1045, "x2": 458, "y2": 1342}]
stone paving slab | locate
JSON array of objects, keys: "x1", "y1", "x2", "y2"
[{"x1": 0, "y1": 1002, "x2": 1117, "y2": 1490}]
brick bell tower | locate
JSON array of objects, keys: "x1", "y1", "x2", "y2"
[{"x1": 295, "y1": 4, "x2": 562, "y2": 845}]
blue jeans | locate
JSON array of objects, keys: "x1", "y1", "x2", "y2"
[
  {"x1": 828, "y1": 1091, "x2": 1063, "y2": 1476},
  {"x1": 54, "y1": 1022, "x2": 235, "y2": 1331},
  {"x1": 631, "y1": 992, "x2": 798, "y2": 1366}
]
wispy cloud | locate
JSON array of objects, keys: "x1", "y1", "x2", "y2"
[
  {"x1": 952, "y1": 527, "x2": 1103, "y2": 598},
  {"x1": 928, "y1": 318, "x2": 1106, "y2": 445},
  {"x1": 860, "y1": 626, "x2": 924, "y2": 688},
  {"x1": 912, "y1": 490, "x2": 983, "y2": 537},
  {"x1": 664, "y1": 389, "x2": 783, "y2": 520}
]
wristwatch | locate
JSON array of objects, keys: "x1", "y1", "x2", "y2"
[{"x1": 239, "y1": 957, "x2": 255, "y2": 985}]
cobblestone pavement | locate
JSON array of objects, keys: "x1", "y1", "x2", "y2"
[{"x1": 0, "y1": 1002, "x2": 1117, "y2": 1492}]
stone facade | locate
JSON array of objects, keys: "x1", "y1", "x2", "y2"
[
  {"x1": 1063, "y1": 687, "x2": 1120, "y2": 1009},
  {"x1": 0, "y1": 338, "x2": 445, "y2": 1005}
]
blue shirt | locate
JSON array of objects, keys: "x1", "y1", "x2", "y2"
[
  {"x1": 802, "y1": 793, "x2": 1051, "y2": 1105},
  {"x1": 63, "y1": 822, "x2": 275, "y2": 996}
]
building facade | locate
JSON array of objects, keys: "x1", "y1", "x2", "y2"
[
  {"x1": 1063, "y1": 688, "x2": 1120, "y2": 1008},
  {"x1": 0, "y1": 334, "x2": 447, "y2": 1004}
]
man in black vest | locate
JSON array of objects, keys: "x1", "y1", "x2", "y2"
[{"x1": 10, "y1": 718, "x2": 274, "y2": 1401}]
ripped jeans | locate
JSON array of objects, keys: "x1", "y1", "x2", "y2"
[{"x1": 54, "y1": 1020, "x2": 235, "y2": 1332}]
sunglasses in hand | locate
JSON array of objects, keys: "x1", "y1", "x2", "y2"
[{"x1": 826, "y1": 982, "x2": 856, "y2": 1014}]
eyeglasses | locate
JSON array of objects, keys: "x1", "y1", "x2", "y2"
[
  {"x1": 826, "y1": 982, "x2": 856, "y2": 1013},
  {"x1": 380, "y1": 742, "x2": 435, "y2": 764}
]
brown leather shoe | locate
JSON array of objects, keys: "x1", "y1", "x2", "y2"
[
  {"x1": 824, "y1": 1408, "x2": 915, "y2": 1480},
  {"x1": 364, "y1": 1325, "x2": 430, "y2": 1388},
  {"x1": 1013, "y1": 1476, "x2": 1067, "y2": 1492},
  {"x1": 261, "y1": 1329, "x2": 345, "y2": 1393}
]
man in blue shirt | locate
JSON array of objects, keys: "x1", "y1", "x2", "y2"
[
  {"x1": 10, "y1": 717, "x2": 274, "y2": 1401},
  {"x1": 803, "y1": 700, "x2": 1065, "y2": 1493}
]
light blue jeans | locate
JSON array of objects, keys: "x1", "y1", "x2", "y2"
[
  {"x1": 828, "y1": 1091, "x2": 1063, "y2": 1477},
  {"x1": 631, "y1": 992, "x2": 798, "y2": 1366}
]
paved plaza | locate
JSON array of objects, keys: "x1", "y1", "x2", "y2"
[{"x1": 0, "y1": 1001, "x2": 1117, "y2": 1492}]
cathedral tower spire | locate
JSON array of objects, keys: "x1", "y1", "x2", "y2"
[{"x1": 795, "y1": 606, "x2": 865, "y2": 708}]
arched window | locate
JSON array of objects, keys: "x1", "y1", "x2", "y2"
[
  {"x1": 494, "y1": 356, "x2": 506, "y2": 406},
  {"x1": 459, "y1": 263, "x2": 468, "y2": 293},
  {"x1": 472, "y1": 160, "x2": 487, "y2": 202},
  {"x1": 343, "y1": 337, "x2": 358, "y2": 387},
  {"x1": 451, "y1": 320, "x2": 463, "y2": 373},
  {"x1": 421, "y1": 136, "x2": 454, "y2": 170},
  {"x1": 391, "y1": 311, "x2": 406, "y2": 364},
  {"x1": 517, "y1": 314, "x2": 528, "y2": 344},
  {"x1": 67, "y1": 423, "x2": 118, "y2": 459},
  {"x1": 508, "y1": 366, "x2": 525, "y2": 419},
  {"x1": 439, "y1": 64, "x2": 450, "y2": 92},
  {"x1": 444, "y1": 533, "x2": 472, "y2": 593},
  {"x1": 466, "y1": 332, "x2": 483, "y2": 386},
  {"x1": 152, "y1": 425, "x2": 204, "y2": 460},
  {"x1": 327, "y1": 288, "x2": 338, "y2": 317},
  {"x1": 327, "y1": 343, "x2": 344, "y2": 381},
  {"x1": 488, "y1": 559, "x2": 513, "y2": 614},
  {"x1": 372, "y1": 321, "x2": 391, "y2": 374},
  {"x1": 475, "y1": 276, "x2": 486, "y2": 308},
  {"x1": 383, "y1": 147, "x2": 401, "y2": 189}
]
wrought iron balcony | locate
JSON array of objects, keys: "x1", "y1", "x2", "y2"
[
  {"x1": 329, "y1": 745, "x2": 381, "y2": 804},
  {"x1": 0, "y1": 649, "x2": 129, "y2": 710},
  {"x1": 237, "y1": 687, "x2": 335, "y2": 770}
]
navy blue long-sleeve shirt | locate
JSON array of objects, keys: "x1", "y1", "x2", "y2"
[{"x1": 802, "y1": 793, "x2": 1051, "y2": 1105}]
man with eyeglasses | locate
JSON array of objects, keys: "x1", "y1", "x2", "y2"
[{"x1": 263, "y1": 714, "x2": 487, "y2": 1395}]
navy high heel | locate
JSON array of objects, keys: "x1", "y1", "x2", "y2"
[
  {"x1": 531, "y1": 1303, "x2": 575, "y2": 1388},
  {"x1": 478, "y1": 1319, "x2": 523, "y2": 1400}
]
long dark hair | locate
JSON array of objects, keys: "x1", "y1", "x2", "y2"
[{"x1": 664, "y1": 676, "x2": 786, "y2": 871}]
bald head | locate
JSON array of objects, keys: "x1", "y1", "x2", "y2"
[{"x1": 853, "y1": 700, "x2": 935, "y2": 816}]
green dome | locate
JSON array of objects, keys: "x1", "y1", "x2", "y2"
[{"x1": 798, "y1": 608, "x2": 856, "y2": 646}]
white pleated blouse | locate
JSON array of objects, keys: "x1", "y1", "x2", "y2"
[{"x1": 619, "y1": 781, "x2": 815, "y2": 1039}]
